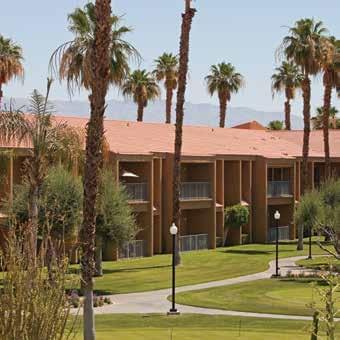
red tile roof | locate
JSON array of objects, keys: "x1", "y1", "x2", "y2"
[
  {"x1": 2, "y1": 115, "x2": 340, "y2": 160},
  {"x1": 232, "y1": 121, "x2": 266, "y2": 130}
]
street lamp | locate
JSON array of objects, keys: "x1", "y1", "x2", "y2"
[
  {"x1": 273, "y1": 210, "x2": 281, "y2": 277},
  {"x1": 308, "y1": 225, "x2": 312, "y2": 260},
  {"x1": 168, "y1": 223, "x2": 180, "y2": 315}
]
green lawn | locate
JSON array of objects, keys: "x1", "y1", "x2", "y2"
[
  {"x1": 297, "y1": 256, "x2": 340, "y2": 271},
  {"x1": 84, "y1": 239, "x2": 329, "y2": 294},
  {"x1": 73, "y1": 313, "x2": 328, "y2": 339},
  {"x1": 174, "y1": 277, "x2": 339, "y2": 316}
]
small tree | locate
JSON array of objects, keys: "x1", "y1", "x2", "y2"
[
  {"x1": 95, "y1": 169, "x2": 138, "y2": 276},
  {"x1": 224, "y1": 204, "x2": 249, "y2": 244},
  {"x1": 8, "y1": 166, "x2": 83, "y2": 243},
  {"x1": 267, "y1": 120, "x2": 284, "y2": 130},
  {"x1": 309, "y1": 268, "x2": 340, "y2": 340}
]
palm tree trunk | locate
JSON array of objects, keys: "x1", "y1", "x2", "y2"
[
  {"x1": 323, "y1": 70, "x2": 333, "y2": 179},
  {"x1": 165, "y1": 86, "x2": 173, "y2": 124},
  {"x1": 297, "y1": 75, "x2": 311, "y2": 251},
  {"x1": 137, "y1": 102, "x2": 144, "y2": 122},
  {"x1": 28, "y1": 184, "x2": 39, "y2": 264},
  {"x1": 172, "y1": 1, "x2": 196, "y2": 266},
  {"x1": 284, "y1": 99, "x2": 291, "y2": 130},
  {"x1": 94, "y1": 235, "x2": 103, "y2": 277},
  {"x1": 81, "y1": 1, "x2": 112, "y2": 340},
  {"x1": 0, "y1": 83, "x2": 3, "y2": 109},
  {"x1": 218, "y1": 93, "x2": 227, "y2": 128}
]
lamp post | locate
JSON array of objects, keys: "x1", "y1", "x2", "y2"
[
  {"x1": 273, "y1": 210, "x2": 281, "y2": 277},
  {"x1": 308, "y1": 225, "x2": 312, "y2": 260},
  {"x1": 168, "y1": 223, "x2": 180, "y2": 315}
]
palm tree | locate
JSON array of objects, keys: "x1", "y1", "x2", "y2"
[
  {"x1": 319, "y1": 37, "x2": 340, "y2": 178},
  {"x1": 50, "y1": 2, "x2": 139, "y2": 93},
  {"x1": 271, "y1": 61, "x2": 303, "y2": 130},
  {"x1": 79, "y1": 1, "x2": 113, "y2": 338},
  {"x1": 122, "y1": 69, "x2": 160, "y2": 122},
  {"x1": 205, "y1": 62, "x2": 244, "y2": 128},
  {"x1": 0, "y1": 35, "x2": 24, "y2": 107},
  {"x1": 312, "y1": 106, "x2": 339, "y2": 130},
  {"x1": 0, "y1": 79, "x2": 80, "y2": 261},
  {"x1": 173, "y1": 0, "x2": 196, "y2": 265},
  {"x1": 153, "y1": 53, "x2": 179, "y2": 124},
  {"x1": 280, "y1": 18, "x2": 328, "y2": 251}
]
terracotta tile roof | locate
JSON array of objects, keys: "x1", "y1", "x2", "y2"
[
  {"x1": 2, "y1": 114, "x2": 340, "y2": 160},
  {"x1": 270, "y1": 130, "x2": 340, "y2": 159},
  {"x1": 232, "y1": 121, "x2": 267, "y2": 130}
]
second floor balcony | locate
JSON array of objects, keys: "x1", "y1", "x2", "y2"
[
  {"x1": 180, "y1": 182, "x2": 211, "y2": 200},
  {"x1": 267, "y1": 181, "x2": 291, "y2": 197},
  {"x1": 125, "y1": 183, "x2": 148, "y2": 201}
]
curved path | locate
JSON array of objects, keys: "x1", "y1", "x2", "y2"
[{"x1": 91, "y1": 256, "x2": 317, "y2": 320}]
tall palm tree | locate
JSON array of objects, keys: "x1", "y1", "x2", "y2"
[
  {"x1": 80, "y1": 0, "x2": 113, "y2": 338},
  {"x1": 122, "y1": 69, "x2": 160, "y2": 122},
  {"x1": 205, "y1": 62, "x2": 244, "y2": 128},
  {"x1": 50, "y1": 2, "x2": 138, "y2": 93},
  {"x1": 173, "y1": 0, "x2": 196, "y2": 265},
  {"x1": 153, "y1": 53, "x2": 179, "y2": 124},
  {"x1": 271, "y1": 61, "x2": 303, "y2": 130},
  {"x1": 0, "y1": 35, "x2": 24, "y2": 107},
  {"x1": 0, "y1": 79, "x2": 80, "y2": 261},
  {"x1": 280, "y1": 18, "x2": 328, "y2": 251},
  {"x1": 319, "y1": 37, "x2": 340, "y2": 178},
  {"x1": 74, "y1": 0, "x2": 113, "y2": 338}
]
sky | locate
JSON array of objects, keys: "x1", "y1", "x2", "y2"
[{"x1": 1, "y1": 0, "x2": 339, "y2": 116}]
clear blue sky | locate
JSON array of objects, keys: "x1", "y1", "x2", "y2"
[{"x1": 2, "y1": 0, "x2": 339, "y2": 115}]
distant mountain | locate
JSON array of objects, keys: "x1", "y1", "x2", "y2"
[{"x1": 3, "y1": 97, "x2": 303, "y2": 129}]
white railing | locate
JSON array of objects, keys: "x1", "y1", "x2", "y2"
[
  {"x1": 180, "y1": 182, "x2": 211, "y2": 200},
  {"x1": 267, "y1": 181, "x2": 291, "y2": 197},
  {"x1": 267, "y1": 226, "x2": 290, "y2": 242},
  {"x1": 179, "y1": 234, "x2": 209, "y2": 252},
  {"x1": 125, "y1": 183, "x2": 148, "y2": 201},
  {"x1": 119, "y1": 240, "x2": 146, "y2": 259}
]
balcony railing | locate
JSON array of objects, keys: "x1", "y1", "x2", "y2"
[
  {"x1": 267, "y1": 181, "x2": 291, "y2": 197},
  {"x1": 267, "y1": 226, "x2": 290, "y2": 242},
  {"x1": 125, "y1": 183, "x2": 148, "y2": 201},
  {"x1": 180, "y1": 182, "x2": 211, "y2": 200}
]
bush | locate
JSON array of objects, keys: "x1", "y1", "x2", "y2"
[
  {"x1": 267, "y1": 120, "x2": 284, "y2": 130},
  {"x1": 225, "y1": 204, "x2": 249, "y2": 229}
]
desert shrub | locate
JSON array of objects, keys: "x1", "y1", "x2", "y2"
[{"x1": 0, "y1": 225, "x2": 78, "y2": 339}]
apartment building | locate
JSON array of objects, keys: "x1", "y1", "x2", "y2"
[{"x1": 1, "y1": 117, "x2": 340, "y2": 260}]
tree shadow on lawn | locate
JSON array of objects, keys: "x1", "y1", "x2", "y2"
[
  {"x1": 220, "y1": 249, "x2": 273, "y2": 255},
  {"x1": 68, "y1": 264, "x2": 171, "y2": 276}
]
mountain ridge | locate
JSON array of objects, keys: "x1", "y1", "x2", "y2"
[{"x1": 3, "y1": 97, "x2": 303, "y2": 129}]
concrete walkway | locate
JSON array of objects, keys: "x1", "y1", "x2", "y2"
[{"x1": 88, "y1": 255, "x2": 316, "y2": 320}]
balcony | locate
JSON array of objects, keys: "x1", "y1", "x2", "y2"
[
  {"x1": 125, "y1": 183, "x2": 148, "y2": 201},
  {"x1": 180, "y1": 182, "x2": 211, "y2": 200},
  {"x1": 267, "y1": 181, "x2": 291, "y2": 197}
]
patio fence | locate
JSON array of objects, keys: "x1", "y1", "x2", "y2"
[
  {"x1": 179, "y1": 234, "x2": 209, "y2": 252},
  {"x1": 119, "y1": 240, "x2": 146, "y2": 259},
  {"x1": 267, "y1": 226, "x2": 290, "y2": 242}
]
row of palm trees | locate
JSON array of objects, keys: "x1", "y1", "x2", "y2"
[{"x1": 273, "y1": 19, "x2": 339, "y2": 189}]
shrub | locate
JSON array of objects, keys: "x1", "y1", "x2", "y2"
[{"x1": 225, "y1": 204, "x2": 249, "y2": 229}]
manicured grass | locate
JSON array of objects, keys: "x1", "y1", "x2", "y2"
[
  {"x1": 85, "y1": 239, "x2": 329, "y2": 294},
  {"x1": 175, "y1": 277, "x2": 340, "y2": 316},
  {"x1": 74, "y1": 313, "x2": 328, "y2": 339},
  {"x1": 297, "y1": 256, "x2": 340, "y2": 271}
]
